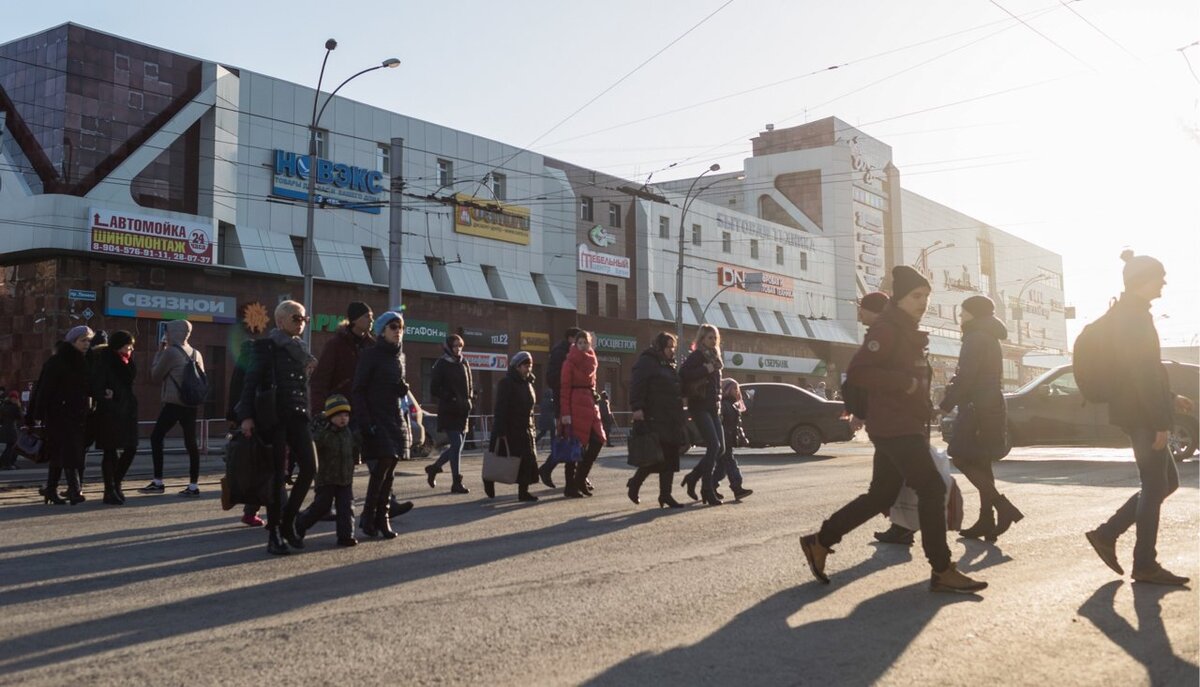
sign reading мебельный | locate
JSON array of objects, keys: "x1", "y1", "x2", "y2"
[
  {"x1": 89, "y1": 208, "x2": 215, "y2": 265},
  {"x1": 578, "y1": 244, "x2": 631, "y2": 279},
  {"x1": 105, "y1": 286, "x2": 237, "y2": 323},
  {"x1": 453, "y1": 193, "x2": 531, "y2": 245},
  {"x1": 272, "y1": 150, "x2": 384, "y2": 214}
]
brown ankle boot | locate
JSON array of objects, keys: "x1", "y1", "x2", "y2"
[{"x1": 930, "y1": 563, "x2": 988, "y2": 593}]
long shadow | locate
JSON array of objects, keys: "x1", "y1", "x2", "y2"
[
  {"x1": 995, "y1": 459, "x2": 1198, "y2": 489},
  {"x1": 0, "y1": 507, "x2": 672, "y2": 674},
  {"x1": 583, "y1": 548, "x2": 981, "y2": 685},
  {"x1": 0, "y1": 514, "x2": 239, "y2": 556},
  {"x1": 1078, "y1": 580, "x2": 1199, "y2": 687}
]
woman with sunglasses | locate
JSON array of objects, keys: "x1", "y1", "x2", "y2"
[
  {"x1": 352, "y1": 311, "x2": 412, "y2": 538},
  {"x1": 238, "y1": 300, "x2": 319, "y2": 555}
]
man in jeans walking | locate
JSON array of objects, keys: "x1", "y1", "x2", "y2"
[
  {"x1": 1085, "y1": 251, "x2": 1192, "y2": 586},
  {"x1": 140, "y1": 319, "x2": 205, "y2": 496}
]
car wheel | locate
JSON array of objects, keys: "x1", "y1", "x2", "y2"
[
  {"x1": 789, "y1": 425, "x2": 822, "y2": 456},
  {"x1": 1169, "y1": 416, "x2": 1197, "y2": 462}
]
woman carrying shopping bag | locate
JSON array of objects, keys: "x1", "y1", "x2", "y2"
[{"x1": 484, "y1": 352, "x2": 540, "y2": 502}]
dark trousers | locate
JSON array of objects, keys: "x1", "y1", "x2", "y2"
[
  {"x1": 298, "y1": 484, "x2": 354, "y2": 541},
  {"x1": 687, "y1": 410, "x2": 725, "y2": 492},
  {"x1": 1096, "y1": 427, "x2": 1180, "y2": 570},
  {"x1": 265, "y1": 413, "x2": 317, "y2": 529},
  {"x1": 150, "y1": 403, "x2": 199, "y2": 483},
  {"x1": 818, "y1": 435, "x2": 950, "y2": 571},
  {"x1": 102, "y1": 447, "x2": 137, "y2": 489}
]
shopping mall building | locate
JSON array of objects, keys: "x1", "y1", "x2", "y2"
[{"x1": 0, "y1": 23, "x2": 1067, "y2": 421}]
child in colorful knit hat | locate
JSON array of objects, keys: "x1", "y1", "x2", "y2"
[{"x1": 295, "y1": 394, "x2": 360, "y2": 546}]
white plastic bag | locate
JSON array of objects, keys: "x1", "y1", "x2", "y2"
[{"x1": 889, "y1": 445, "x2": 963, "y2": 532}]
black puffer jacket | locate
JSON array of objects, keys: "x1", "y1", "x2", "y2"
[
  {"x1": 630, "y1": 347, "x2": 687, "y2": 446},
  {"x1": 490, "y1": 365, "x2": 538, "y2": 485},
  {"x1": 430, "y1": 351, "x2": 473, "y2": 433},
  {"x1": 679, "y1": 347, "x2": 722, "y2": 416},
  {"x1": 237, "y1": 330, "x2": 313, "y2": 424},
  {"x1": 352, "y1": 337, "x2": 410, "y2": 460},
  {"x1": 941, "y1": 315, "x2": 1009, "y2": 462},
  {"x1": 1105, "y1": 293, "x2": 1174, "y2": 432},
  {"x1": 90, "y1": 346, "x2": 139, "y2": 451}
]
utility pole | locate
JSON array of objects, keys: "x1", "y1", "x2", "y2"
[{"x1": 388, "y1": 137, "x2": 404, "y2": 312}]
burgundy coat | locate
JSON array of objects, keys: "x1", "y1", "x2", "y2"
[{"x1": 310, "y1": 325, "x2": 373, "y2": 414}]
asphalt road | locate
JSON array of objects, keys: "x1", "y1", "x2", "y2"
[{"x1": 0, "y1": 441, "x2": 1196, "y2": 686}]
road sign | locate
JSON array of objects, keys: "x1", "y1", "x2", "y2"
[
  {"x1": 69, "y1": 289, "x2": 97, "y2": 301},
  {"x1": 81, "y1": 308, "x2": 94, "y2": 320}
]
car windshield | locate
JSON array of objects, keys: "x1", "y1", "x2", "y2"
[{"x1": 1014, "y1": 367, "x2": 1062, "y2": 395}]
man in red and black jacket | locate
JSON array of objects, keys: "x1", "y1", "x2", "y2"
[
  {"x1": 309, "y1": 302, "x2": 374, "y2": 416},
  {"x1": 800, "y1": 266, "x2": 988, "y2": 594}
]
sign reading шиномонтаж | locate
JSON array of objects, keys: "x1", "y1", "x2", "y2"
[
  {"x1": 105, "y1": 286, "x2": 237, "y2": 323},
  {"x1": 90, "y1": 207, "x2": 215, "y2": 266}
]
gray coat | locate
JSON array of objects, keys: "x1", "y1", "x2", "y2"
[{"x1": 151, "y1": 320, "x2": 205, "y2": 407}]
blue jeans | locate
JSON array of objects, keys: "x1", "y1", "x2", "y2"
[
  {"x1": 1097, "y1": 427, "x2": 1180, "y2": 570},
  {"x1": 432, "y1": 430, "x2": 465, "y2": 476},
  {"x1": 688, "y1": 410, "x2": 725, "y2": 491},
  {"x1": 714, "y1": 438, "x2": 743, "y2": 489}
]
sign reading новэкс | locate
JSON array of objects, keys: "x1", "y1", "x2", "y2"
[{"x1": 272, "y1": 150, "x2": 385, "y2": 215}]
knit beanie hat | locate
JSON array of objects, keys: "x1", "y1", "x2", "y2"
[
  {"x1": 324, "y1": 394, "x2": 351, "y2": 418},
  {"x1": 961, "y1": 295, "x2": 995, "y2": 319},
  {"x1": 510, "y1": 351, "x2": 533, "y2": 368},
  {"x1": 858, "y1": 291, "x2": 889, "y2": 314},
  {"x1": 891, "y1": 265, "x2": 931, "y2": 300},
  {"x1": 108, "y1": 330, "x2": 135, "y2": 350},
  {"x1": 373, "y1": 311, "x2": 403, "y2": 336},
  {"x1": 347, "y1": 301, "x2": 371, "y2": 322},
  {"x1": 1120, "y1": 249, "x2": 1165, "y2": 288},
  {"x1": 65, "y1": 325, "x2": 94, "y2": 344}
]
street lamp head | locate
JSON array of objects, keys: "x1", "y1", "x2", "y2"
[
  {"x1": 708, "y1": 163, "x2": 721, "y2": 172},
  {"x1": 324, "y1": 38, "x2": 338, "y2": 51},
  {"x1": 382, "y1": 58, "x2": 401, "y2": 68}
]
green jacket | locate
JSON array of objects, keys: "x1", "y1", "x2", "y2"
[{"x1": 312, "y1": 420, "x2": 360, "y2": 487}]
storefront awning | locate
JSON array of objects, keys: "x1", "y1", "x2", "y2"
[
  {"x1": 801, "y1": 318, "x2": 859, "y2": 345},
  {"x1": 928, "y1": 335, "x2": 962, "y2": 358},
  {"x1": 238, "y1": 227, "x2": 302, "y2": 277},
  {"x1": 313, "y1": 238, "x2": 372, "y2": 285}
]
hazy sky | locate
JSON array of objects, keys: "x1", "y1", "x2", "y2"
[{"x1": 8, "y1": 0, "x2": 1199, "y2": 346}]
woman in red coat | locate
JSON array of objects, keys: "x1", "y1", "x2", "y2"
[{"x1": 559, "y1": 330, "x2": 606, "y2": 498}]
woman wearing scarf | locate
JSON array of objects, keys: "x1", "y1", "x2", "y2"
[
  {"x1": 679, "y1": 324, "x2": 725, "y2": 505},
  {"x1": 91, "y1": 330, "x2": 139, "y2": 505},
  {"x1": 426, "y1": 334, "x2": 473, "y2": 494},
  {"x1": 238, "y1": 300, "x2": 319, "y2": 555},
  {"x1": 485, "y1": 352, "x2": 540, "y2": 502},
  {"x1": 559, "y1": 330, "x2": 606, "y2": 498}
]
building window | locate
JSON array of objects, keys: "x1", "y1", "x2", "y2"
[
  {"x1": 722, "y1": 232, "x2": 731, "y2": 253},
  {"x1": 585, "y1": 280, "x2": 600, "y2": 315},
  {"x1": 314, "y1": 129, "x2": 328, "y2": 159},
  {"x1": 114, "y1": 53, "x2": 130, "y2": 72},
  {"x1": 128, "y1": 91, "x2": 143, "y2": 110},
  {"x1": 776, "y1": 245, "x2": 784, "y2": 266},
  {"x1": 608, "y1": 203, "x2": 621, "y2": 228},
  {"x1": 800, "y1": 252, "x2": 808, "y2": 271},
  {"x1": 580, "y1": 196, "x2": 593, "y2": 221},
  {"x1": 437, "y1": 158, "x2": 453, "y2": 187},
  {"x1": 605, "y1": 283, "x2": 619, "y2": 317},
  {"x1": 491, "y1": 172, "x2": 507, "y2": 200},
  {"x1": 376, "y1": 144, "x2": 390, "y2": 175},
  {"x1": 692, "y1": 224, "x2": 702, "y2": 246},
  {"x1": 750, "y1": 239, "x2": 759, "y2": 260},
  {"x1": 144, "y1": 62, "x2": 159, "y2": 79},
  {"x1": 659, "y1": 216, "x2": 670, "y2": 239}
]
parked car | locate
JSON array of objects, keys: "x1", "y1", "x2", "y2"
[
  {"x1": 940, "y1": 362, "x2": 1199, "y2": 462},
  {"x1": 686, "y1": 382, "x2": 854, "y2": 456}
]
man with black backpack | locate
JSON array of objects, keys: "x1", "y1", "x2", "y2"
[
  {"x1": 141, "y1": 319, "x2": 207, "y2": 497},
  {"x1": 1083, "y1": 251, "x2": 1193, "y2": 586}
]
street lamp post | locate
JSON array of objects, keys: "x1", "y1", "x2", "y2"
[
  {"x1": 699, "y1": 272, "x2": 763, "y2": 324},
  {"x1": 916, "y1": 239, "x2": 955, "y2": 276},
  {"x1": 674, "y1": 163, "x2": 721, "y2": 363},
  {"x1": 301, "y1": 38, "x2": 399, "y2": 345}
]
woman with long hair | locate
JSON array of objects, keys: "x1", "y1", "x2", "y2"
[
  {"x1": 627, "y1": 332, "x2": 685, "y2": 508},
  {"x1": 559, "y1": 330, "x2": 606, "y2": 498},
  {"x1": 679, "y1": 324, "x2": 725, "y2": 505}
]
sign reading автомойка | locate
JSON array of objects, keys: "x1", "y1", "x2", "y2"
[{"x1": 90, "y1": 207, "x2": 215, "y2": 266}]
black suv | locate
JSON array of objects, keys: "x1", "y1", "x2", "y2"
[{"x1": 942, "y1": 362, "x2": 1199, "y2": 461}]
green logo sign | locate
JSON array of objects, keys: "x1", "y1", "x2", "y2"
[
  {"x1": 405, "y1": 319, "x2": 449, "y2": 343},
  {"x1": 595, "y1": 333, "x2": 637, "y2": 353}
]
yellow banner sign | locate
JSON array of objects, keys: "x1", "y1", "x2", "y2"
[
  {"x1": 453, "y1": 193, "x2": 530, "y2": 245},
  {"x1": 520, "y1": 331, "x2": 550, "y2": 352}
]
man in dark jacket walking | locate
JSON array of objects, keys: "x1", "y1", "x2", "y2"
[
  {"x1": 800, "y1": 266, "x2": 987, "y2": 594},
  {"x1": 538, "y1": 326, "x2": 582, "y2": 488},
  {"x1": 426, "y1": 334, "x2": 473, "y2": 494},
  {"x1": 1085, "y1": 251, "x2": 1192, "y2": 586},
  {"x1": 310, "y1": 301, "x2": 374, "y2": 414}
]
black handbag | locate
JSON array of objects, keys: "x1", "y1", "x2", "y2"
[
  {"x1": 627, "y1": 421, "x2": 664, "y2": 468},
  {"x1": 16, "y1": 425, "x2": 46, "y2": 463}
]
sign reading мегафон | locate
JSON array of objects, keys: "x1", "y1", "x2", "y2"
[
  {"x1": 271, "y1": 150, "x2": 385, "y2": 215},
  {"x1": 104, "y1": 286, "x2": 237, "y2": 323}
]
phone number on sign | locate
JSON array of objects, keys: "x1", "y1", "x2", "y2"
[{"x1": 91, "y1": 243, "x2": 209, "y2": 263}]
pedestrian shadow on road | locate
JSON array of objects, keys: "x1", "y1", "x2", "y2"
[
  {"x1": 955, "y1": 538, "x2": 1013, "y2": 572},
  {"x1": 580, "y1": 546, "x2": 981, "y2": 686},
  {"x1": 994, "y1": 459, "x2": 1198, "y2": 490},
  {"x1": 1077, "y1": 580, "x2": 1198, "y2": 687}
]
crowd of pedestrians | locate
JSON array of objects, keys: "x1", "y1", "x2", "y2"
[{"x1": 8, "y1": 251, "x2": 1192, "y2": 589}]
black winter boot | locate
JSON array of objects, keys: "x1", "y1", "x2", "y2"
[
  {"x1": 114, "y1": 449, "x2": 135, "y2": 504},
  {"x1": 266, "y1": 527, "x2": 290, "y2": 555},
  {"x1": 376, "y1": 500, "x2": 397, "y2": 539},
  {"x1": 425, "y1": 464, "x2": 441, "y2": 488},
  {"x1": 563, "y1": 463, "x2": 582, "y2": 498},
  {"x1": 360, "y1": 473, "x2": 382, "y2": 538},
  {"x1": 64, "y1": 469, "x2": 85, "y2": 505},
  {"x1": 450, "y1": 475, "x2": 470, "y2": 494},
  {"x1": 657, "y1": 471, "x2": 684, "y2": 509},
  {"x1": 627, "y1": 470, "x2": 648, "y2": 505},
  {"x1": 987, "y1": 494, "x2": 1025, "y2": 541},
  {"x1": 101, "y1": 455, "x2": 120, "y2": 505},
  {"x1": 518, "y1": 484, "x2": 539, "y2": 502}
]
